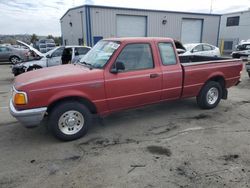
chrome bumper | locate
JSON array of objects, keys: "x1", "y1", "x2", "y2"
[{"x1": 9, "y1": 100, "x2": 47, "y2": 128}]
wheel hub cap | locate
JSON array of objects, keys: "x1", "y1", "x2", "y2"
[
  {"x1": 206, "y1": 87, "x2": 219, "y2": 105},
  {"x1": 58, "y1": 110, "x2": 84, "y2": 135}
]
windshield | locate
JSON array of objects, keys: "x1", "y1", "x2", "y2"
[
  {"x1": 79, "y1": 40, "x2": 120, "y2": 68},
  {"x1": 184, "y1": 44, "x2": 196, "y2": 51}
]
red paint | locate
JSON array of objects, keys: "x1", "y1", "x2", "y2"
[{"x1": 14, "y1": 38, "x2": 243, "y2": 115}]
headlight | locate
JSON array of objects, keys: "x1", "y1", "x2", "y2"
[{"x1": 12, "y1": 87, "x2": 28, "y2": 105}]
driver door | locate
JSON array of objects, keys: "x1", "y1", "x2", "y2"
[
  {"x1": 104, "y1": 43, "x2": 162, "y2": 112},
  {"x1": 47, "y1": 47, "x2": 64, "y2": 67}
]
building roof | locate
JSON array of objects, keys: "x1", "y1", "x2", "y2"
[
  {"x1": 60, "y1": 4, "x2": 221, "y2": 20},
  {"x1": 222, "y1": 9, "x2": 250, "y2": 15}
]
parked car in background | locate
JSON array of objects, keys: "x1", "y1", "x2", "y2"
[
  {"x1": 0, "y1": 45, "x2": 29, "y2": 64},
  {"x1": 232, "y1": 41, "x2": 250, "y2": 58},
  {"x1": 12, "y1": 45, "x2": 91, "y2": 76},
  {"x1": 183, "y1": 43, "x2": 221, "y2": 57},
  {"x1": 38, "y1": 39, "x2": 56, "y2": 53},
  {"x1": 246, "y1": 59, "x2": 250, "y2": 77}
]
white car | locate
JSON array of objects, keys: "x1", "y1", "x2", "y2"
[
  {"x1": 183, "y1": 43, "x2": 221, "y2": 57},
  {"x1": 12, "y1": 45, "x2": 91, "y2": 76}
]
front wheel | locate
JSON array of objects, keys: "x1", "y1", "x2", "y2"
[
  {"x1": 196, "y1": 81, "x2": 222, "y2": 109},
  {"x1": 48, "y1": 101, "x2": 92, "y2": 141},
  {"x1": 10, "y1": 56, "x2": 21, "y2": 64}
]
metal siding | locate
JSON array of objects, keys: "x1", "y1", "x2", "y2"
[
  {"x1": 219, "y1": 10, "x2": 250, "y2": 51},
  {"x1": 62, "y1": 6, "x2": 220, "y2": 46},
  {"x1": 61, "y1": 7, "x2": 87, "y2": 45}
]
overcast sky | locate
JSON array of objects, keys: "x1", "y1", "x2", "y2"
[{"x1": 0, "y1": 0, "x2": 249, "y2": 36}]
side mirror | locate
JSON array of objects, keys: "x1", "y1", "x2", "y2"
[{"x1": 110, "y1": 61, "x2": 125, "y2": 73}]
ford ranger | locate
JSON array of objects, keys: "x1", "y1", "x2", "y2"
[{"x1": 9, "y1": 38, "x2": 243, "y2": 141}]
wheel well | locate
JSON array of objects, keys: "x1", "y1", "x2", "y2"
[
  {"x1": 47, "y1": 96, "x2": 97, "y2": 115},
  {"x1": 207, "y1": 76, "x2": 225, "y2": 89}
]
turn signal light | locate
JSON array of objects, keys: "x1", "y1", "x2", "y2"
[{"x1": 14, "y1": 93, "x2": 27, "y2": 105}]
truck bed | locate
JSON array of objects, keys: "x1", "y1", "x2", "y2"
[
  {"x1": 179, "y1": 55, "x2": 230, "y2": 64},
  {"x1": 179, "y1": 55, "x2": 242, "y2": 99}
]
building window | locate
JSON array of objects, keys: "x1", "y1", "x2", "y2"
[
  {"x1": 224, "y1": 41, "x2": 233, "y2": 50},
  {"x1": 78, "y1": 38, "x2": 83, "y2": 45},
  {"x1": 226, "y1": 16, "x2": 240, "y2": 27}
]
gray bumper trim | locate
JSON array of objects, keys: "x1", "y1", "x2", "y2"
[{"x1": 9, "y1": 100, "x2": 47, "y2": 128}]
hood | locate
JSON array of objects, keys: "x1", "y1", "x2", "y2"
[
  {"x1": 17, "y1": 40, "x2": 44, "y2": 57},
  {"x1": 14, "y1": 64, "x2": 103, "y2": 91}
]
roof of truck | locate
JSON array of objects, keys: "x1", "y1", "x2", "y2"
[{"x1": 104, "y1": 37, "x2": 174, "y2": 42}]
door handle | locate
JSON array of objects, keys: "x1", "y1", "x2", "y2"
[{"x1": 150, "y1": 73, "x2": 159, "y2": 78}]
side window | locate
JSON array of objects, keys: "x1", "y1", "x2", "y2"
[
  {"x1": 158, "y1": 43, "x2": 177, "y2": 65},
  {"x1": 75, "y1": 47, "x2": 90, "y2": 55},
  {"x1": 51, "y1": 47, "x2": 64, "y2": 57},
  {"x1": 203, "y1": 45, "x2": 213, "y2": 51},
  {"x1": 193, "y1": 45, "x2": 203, "y2": 52},
  {"x1": 245, "y1": 45, "x2": 250, "y2": 50},
  {"x1": 115, "y1": 43, "x2": 154, "y2": 71},
  {"x1": 0, "y1": 47, "x2": 9, "y2": 52}
]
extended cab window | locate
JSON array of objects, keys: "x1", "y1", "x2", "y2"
[
  {"x1": 115, "y1": 43, "x2": 154, "y2": 71},
  {"x1": 158, "y1": 43, "x2": 176, "y2": 65}
]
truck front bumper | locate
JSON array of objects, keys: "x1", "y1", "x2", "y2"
[{"x1": 9, "y1": 100, "x2": 47, "y2": 128}]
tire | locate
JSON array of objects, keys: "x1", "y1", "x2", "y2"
[
  {"x1": 248, "y1": 72, "x2": 250, "y2": 78},
  {"x1": 196, "y1": 81, "x2": 222, "y2": 109},
  {"x1": 48, "y1": 101, "x2": 92, "y2": 141},
  {"x1": 10, "y1": 56, "x2": 21, "y2": 64}
]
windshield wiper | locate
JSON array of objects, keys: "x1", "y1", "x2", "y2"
[{"x1": 79, "y1": 61, "x2": 94, "y2": 70}]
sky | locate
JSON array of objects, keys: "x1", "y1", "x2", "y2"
[{"x1": 0, "y1": 0, "x2": 249, "y2": 36}]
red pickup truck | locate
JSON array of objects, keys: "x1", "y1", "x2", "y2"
[{"x1": 10, "y1": 38, "x2": 242, "y2": 141}]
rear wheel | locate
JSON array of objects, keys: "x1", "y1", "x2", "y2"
[
  {"x1": 48, "y1": 101, "x2": 92, "y2": 141},
  {"x1": 10, "y1": 56, "x2": 21, "y2": 64},
  {"x1": 196, "y1": 81, "x2": 222, "y2": 109}
]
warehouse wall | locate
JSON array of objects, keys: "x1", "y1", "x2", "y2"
[
  {"x1": 90, "y1": 7, "x2": 220, "y2": 46},
  {"x1": 61, "y1": 7, "x2": 86, "y2": 45},
  {"x1": 219, "y1": 10, "x2": 250, "y2": 52},
  {"x1": 61, "y1": 5, "x2": 221, "y2": 47}
]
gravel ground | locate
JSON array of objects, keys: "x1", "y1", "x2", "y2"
[{"x1": 0, "y1": 62, "x2": 250, "y2": 188}]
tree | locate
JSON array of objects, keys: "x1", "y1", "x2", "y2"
[
  {"x1": 30, "y1": 34, "x2": 38, "y2": 44},
  {"x1": 47, "y1": 35, "x2": 54, "y2": 39}
]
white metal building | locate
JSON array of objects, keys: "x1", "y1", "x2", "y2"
[
  {"x1": 60, "y1": 5, "x2": 221, "y2": 47},
  {"x1": 219, "y1": 10, "x2": 250, "y2": 53}
]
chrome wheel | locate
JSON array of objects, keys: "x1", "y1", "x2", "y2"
[
  {"x1": 206, "y1": 87, "x2": 219, "y2": 105},
  {"x1": 58, "y1": 110, "x2": 84, "y2": 135}
]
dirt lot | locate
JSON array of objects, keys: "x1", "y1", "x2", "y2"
[{"x1": 0, "y1": 62, "x2": 250, "y2": 188}]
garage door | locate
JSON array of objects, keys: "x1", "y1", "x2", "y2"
[
  {"x1": 181, "y1": 19, "x2": 203, "y2": 43},
  {"x1": 117, "y1": 15, "x2": 147, "y2": 37}
]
